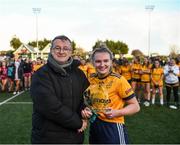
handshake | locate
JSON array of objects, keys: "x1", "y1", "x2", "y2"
[{"x1": 78, "y1": 107, "x2": 92, "y2": 133}]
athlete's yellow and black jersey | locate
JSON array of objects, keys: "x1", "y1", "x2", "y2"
[
  {"x1": 151, "y1": 67, "x2": 164, "y2": 86},
  {"x1": 86, "y1": 62, "x2": 96, "y2": 78},
  {"x1": 131, "y1": 63, "x2": 142, "y2": 79},
  {"x1": 79, "y1": 64, "x2": 88, "y2": 77},
  {"x1": 141, "y1": 65, "x2": 151, "y2": 82},
  {"x1": 87, "y1": 72, "x2": 135, "y2": 124},
  {"x1": 119, "y1": 65, "x2": 132, "y2": 81},
  {"x1": 33, "y1": 64, "x2": 44, "y2": 72}
]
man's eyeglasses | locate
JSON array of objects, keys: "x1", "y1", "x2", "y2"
[{"x1": 53, "y1": 47, "x2": 72, "y2": 52}]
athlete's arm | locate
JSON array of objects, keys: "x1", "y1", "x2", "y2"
[{"x1": 104, "y1": 97, "x2": 140, "y2": 119}]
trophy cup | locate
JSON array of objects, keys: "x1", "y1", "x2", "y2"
[{"x1": 83, "y1": 84, "x2": 110, "y2": 123}]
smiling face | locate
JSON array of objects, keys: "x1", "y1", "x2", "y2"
[
  {"x1": 51, "y1": 39, "x2": 72, "y2": 63},
  {"x1": 93, "y1": 52, "x2": 112, "y2": 78}
]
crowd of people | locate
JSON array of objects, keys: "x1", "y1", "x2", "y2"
[
  {"x1": 0, "y1": 51, "x2": 179, "y2": 110},
  {"x1": 0, "y1": 56, "x2": 45, "y2": 95},
  {"x1": 78, "y1": 55, "x2": 180, "y2": 109},
  {"x1": 0, "y1": 51, "x2": 179, "y2": 109}
]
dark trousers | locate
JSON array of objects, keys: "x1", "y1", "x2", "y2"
[{"x1": 166, "y1": 85, "x2": 179, "y2": 105}]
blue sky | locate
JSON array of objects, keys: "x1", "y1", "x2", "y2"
[{"x1": 0, "y1": 0, "x2": 179, "y2": 55}]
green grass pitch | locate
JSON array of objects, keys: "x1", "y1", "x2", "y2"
[{"x1": 0, "y1": 91, "x2": 179, "y2": 144}]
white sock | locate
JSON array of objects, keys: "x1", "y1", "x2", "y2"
[
  {"x1": 152, "y1": 98, "x2": 155, "y2": 104},
  {"x1": 160, "y1": 98, "x2": 164, "y2": 105}
]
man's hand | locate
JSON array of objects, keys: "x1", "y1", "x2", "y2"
[
  {"x1": 81, "y1": 107, "x2": 92, "y2": 119},
  {"x1": 77, "y1": 119, "x2": 88, "y2": 133}
]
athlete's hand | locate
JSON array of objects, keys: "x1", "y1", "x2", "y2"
[
  {"x1": 134, "y1": 70, "x2": 138, "y2": 73},
  {"x1": 81, "y1": 107, "x2": 92, "y2": 119},
  {"x1": 139, "y1": 70, "x2": 143, "y2": 74},
  {"x1": 155, "y1": 82, "x2": 159, "y2": 86},
  {"x1": 78, "y1": 119, "x2": 88, "y2": 133},
  {"x1": 104, "y1": 108, "x2": 121, "y2": 119}
]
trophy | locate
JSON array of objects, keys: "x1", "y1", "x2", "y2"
[{"x1": 83, "y1": 84, "x2": 110, "y2": 123}]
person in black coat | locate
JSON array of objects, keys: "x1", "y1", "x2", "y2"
[{"x1": 30, "y1": 35, "x2": 89, "y2": 144}]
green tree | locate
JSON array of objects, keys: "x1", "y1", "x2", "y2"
[
  {"x1": 28, "y1": 41, "x2": 36, "y2": 48},
  {"x1": 71, "y1": 41, "x2": 77, "y2": 51},
  {"x1": 73, "y1": 47, "x2": 87, "y2": 58},
  {"x1": 92, "y1": 39, "x2": 129, "y2": 54},
  {"x1": 28, "y1": 39, "x2": 77, "y2": 51},
  {"x1": 28, "y1": 38, "x2": 51, "y2": 51},
  {"x1": 10, "y1": 36, "x2": 22, "y2": 50},
  {"x1": 92, "y1": 40, "x2": 103, "y2": 49}
]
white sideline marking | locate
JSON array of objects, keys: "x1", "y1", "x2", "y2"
[
  {"x1": 4, "y1": 102, "x2": 33, "y2": 104},
  {"x1": 0, "y1": 91, "x2": 25, "y2": 106}
]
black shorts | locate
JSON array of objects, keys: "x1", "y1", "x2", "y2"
[
  {"x1": 141, "y1": 81, "x2": 150, "y2": 84},
  {"x1": 132, "y1": 78, "x2": 141, "y2": 82},
  {"x1": 89, "y1": 118, "x2": 129, "y2": 144}
]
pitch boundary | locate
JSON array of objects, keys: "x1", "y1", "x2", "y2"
[
  {"x1": 4, "y1": 102, "x2": 33, "y2": 104},
  {"x1": 0, "y1": 91, "x2": 25, "y2": 106}
]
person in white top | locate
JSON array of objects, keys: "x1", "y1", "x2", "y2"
[
  {"x1": 164, "y1": 58, "x2": 179, "y2": 109},
  {"x1": 13, "y1": 57, "x2": 23, "y2": 95}
]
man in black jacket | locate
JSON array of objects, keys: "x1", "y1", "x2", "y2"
[{"x1": 30, "y1": 35, "x2": 89, "y2": 144}]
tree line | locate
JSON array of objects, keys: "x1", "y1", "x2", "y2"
[
  {"x1": 4, "y1": 35, "x2": 180, "y2": 58},
  {"x1": 9, "y1": 36, "x2": 129, "y2": 55}
]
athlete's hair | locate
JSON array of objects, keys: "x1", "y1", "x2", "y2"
[
  {"x1": 142, "y1": 57, "x2": 150, "y2": 67},
  {"x1": 91, "y1": 45, "x2": 114, "y2": 62}
]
